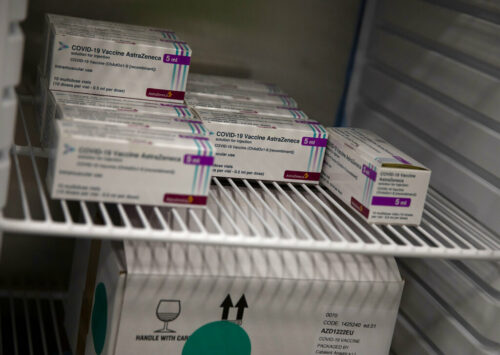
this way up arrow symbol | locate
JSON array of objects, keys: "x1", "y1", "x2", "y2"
[
  {"x1": 220, "y1": 294, "x2": 233, "y2": 320},
  {"x1": 235, "y1": 294, "x2": 248, "y2": 321}
]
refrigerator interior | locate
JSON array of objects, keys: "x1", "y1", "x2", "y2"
[{"x1": 0, "y1": 0, "x2": 499, "y2": 354}]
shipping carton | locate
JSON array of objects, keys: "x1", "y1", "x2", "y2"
[{"x1": 66, "y1": 241, "x2": 404, "y2": 355}]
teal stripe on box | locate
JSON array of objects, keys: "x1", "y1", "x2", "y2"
[
  {"x1": 181, "y1": 65, "x2": 188, "y2": 90},
  {"x1": 306, "y1": 124, "x2": 316, "y2": 171},
  {"x1": 192, "y1": 140, "x2": 201, "y2": 193},
  {"x1": 171, "y1": 44, "x2": 179, "y2": 89},
  {"x1": 203, "y1": 142, "x2": 213, "y2": 193}
]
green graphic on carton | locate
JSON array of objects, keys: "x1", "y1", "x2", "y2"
[
  {"x1": 182, "y1": 321, "x2": 251, "y2": 355},
  {"x1": 91, "y1": 283, "x2": 107, "y2": 355}
]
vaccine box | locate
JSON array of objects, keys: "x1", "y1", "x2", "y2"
[
  {"x1": 188, "y1": 73, "x2": 285, "y2": 94},
  {"x1": 42, "y1": 14, "x2": 191, "y2": 103},
  {"x1": 321, "y1": 127, "x2": 431, "y2": 225},
  {"x1": 187, "y1": 83, "x2": 297, "y2": 107},
  {"x1": 194, "y1": 108, "x2": 327, "y2": 183},
  {"x1": 185, "y1": 94, "x2": 308, "y2": 119},
  {"x1": 66, "y1": 240, "x2": 403, "y2": 355},
  {"x1": 40, "y1": 14, "x2": 181, "y2": 77},
  {"x1": 39, "y1": 81, "x2": 197, "y2": 146},
  {"x1": 41, "y1": 97, "x2": 201, "y2": 146},
  {"x1": 47, "y1": 120, "x2": 214, "y2": 207}
]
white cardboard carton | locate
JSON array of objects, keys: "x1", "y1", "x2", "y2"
[
  {"x1": 195, "y1": 108, "x2": 327, "y2": 183},
  {"x1": 187, "y1": 82, "x2": 297, "y2": 107},
  {"x1": 40, "y1": 85, "x2": 198, "y2": 147},
  {"x1": 188, "y1": 73, "x2": 285, "y2": 94},
  {"x1": 185, "y1": 94, "x2": 308, "y2": 119},
  {"x1": 43, "y1": 14, "x2": 191, "y2": 103},
  {"x1": 321, "y1": 127, "x2": 431, "y2": 225},
  {"x1": 42, "y1": 102, "x2": 204, "y2": 147},
  {"x1": 68, "y1": 241, "x2": 403, "y2": 355},
  {"x1": 47, "y1": 120, "x2": 214, "y2": 207},
  {"x1": 37, "y1": 74, "x2": 195, "y2": 137}
]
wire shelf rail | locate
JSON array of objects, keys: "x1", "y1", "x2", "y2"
[{"x1": 0, "y1": 97, "x2": 499, "y2": 260}]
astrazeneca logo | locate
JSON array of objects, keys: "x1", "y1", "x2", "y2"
[
  {"x1": 58, "y1": 41, "x2": 69, "y2": 50},
  {"x1": 63, "y1": 144, "x2": 75, "y2": 155}
]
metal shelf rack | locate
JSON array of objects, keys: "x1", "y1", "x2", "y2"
[
  {"x1": 0, "y1": 292, "x2": 70, "y2": 355},
  {"x1": 0, "y1": 96, "x2": 499, "y2": 260}
]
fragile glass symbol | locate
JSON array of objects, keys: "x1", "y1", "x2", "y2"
[{"x1": 155, "y1": 300, "x2": 181, "y2": 333}]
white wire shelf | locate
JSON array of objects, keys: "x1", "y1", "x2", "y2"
[
  {"x1": 0, "y1": 96, "x2": 499, "y2": 260},
  {"x1": 0, "y1": 292, "x2": 70, "y2": 355}
]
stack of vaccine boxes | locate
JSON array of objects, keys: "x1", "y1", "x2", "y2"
[
  {"x1": 186, "y1": 73, "x2": 328, "y2": 183},
  {"x1": 39, "y1": 14, "x2": 216, "y2": 208}
]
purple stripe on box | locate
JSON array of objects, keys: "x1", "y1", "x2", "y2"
[
  {"x1": 372, "y1": 196, "x2": 411, "y2": 207},
  {"x1": 301, "y1": 137, "x2": 328, "y2": 147},
  {"x1": 146, "y1": 88, "x2": 184, "y2": 100},
  {"x1": 184, "y1": 154, "x2": 214, "y2": 166},
  {"x1": 393, "y1": 156, "x2": 411, "y2": 165},
  {"x1": 362, "y1": 165, "x2": 377, "y2": 181},
  {"x1": 163, "y1": 54, "x2": 191, "y2": 65},
  {"x1": 163, "y1": 193, "x2": 207, "y2": 206},
  {"x1": 277, "y1": 106, "x2": 301, "y2": 110}
]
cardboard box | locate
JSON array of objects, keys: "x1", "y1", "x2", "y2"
[
  {"x1": 185, "y1": 94, "x2": 308, "y2": 119},
  {"x1": 188, "y1": 73, "x2": 285, "y2": 94},
  {"x1": 47, "y1": 120, "x2": 214, "y2": 206},
  {"x1": 67, "y1": 241, "x2": 403, "y2": 355},
  {"x1": 39, "y1": 82, "x2": 197, "y2": 146},
  {"x1": 195, "y1": 108, "x2": 327, "y2": 183},
  {"x1": 42, "y1": 14, "x2": 191, "y2": 103},
  {"x1": 42, "y1": 99, "x2": 202, "y2": 147},
  {"x1": 187, "y1": 82, "x2": 297, "y2": 107},
  {"x1": 41, "y1": 14, "x2": 180, "y2": 77},
  {"x1": 321, "y1": 127, "x2": 431, "y2": 225},
  {"x1": 64, "y1": 240, "x2": 126, "y2": 355}
]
